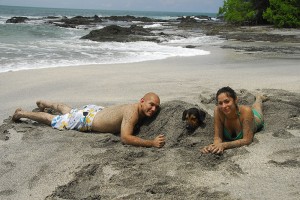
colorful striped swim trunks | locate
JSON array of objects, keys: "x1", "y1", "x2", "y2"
[{"x1": 51, "y1": 105, "x2": 104, "y2": 132}]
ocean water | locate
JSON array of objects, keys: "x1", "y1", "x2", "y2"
[{"x1": 0, "y1": 5, "x2": 223, "y2": 73}]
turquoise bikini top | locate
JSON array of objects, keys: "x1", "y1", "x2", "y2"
[
  {"x1": 223, "y1": 127, "x2": 243, "y2": 141},
  {"x1": 223, "y1": 111, "x2": 243, "y2": 141},
  {"x1": 223, "y1": 109, "x2": 264, "y2": 141}
]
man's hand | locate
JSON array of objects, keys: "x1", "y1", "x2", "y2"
[{"x1": 152, "y1": 134, "x2": 165, "y2": 148}]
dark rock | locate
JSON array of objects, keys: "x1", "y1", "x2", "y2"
[
  {"x1": 195, "y1": 15, "x2": 211, "y2": 20},
  {"x1": 178, "y1": 16, "x2": 198, "y2": 24},
  {"x1": 6, "y1": 17, "x2": 29, "y2": 23},
  {"x1": 53, "y1": 15, "x2": 102, "y2": 28},
  {"x1": 136, "y1": 17, "x2": 156, "y2": 22},
  {"x1": 81, "y1": 25, "x2": 158, "y2": 42},
  {"x1": 103, "y1": 15, "x2": 160, "y2": 22},
  {"x1": 104, "y1": 15, "x2": 137, "y2": 21},
  {"x1": 44, "y1": 16, "x2": 60, "y2": 19},
  {"x1": 186, "y1": 45, "x2": 196, "y2": 48}
]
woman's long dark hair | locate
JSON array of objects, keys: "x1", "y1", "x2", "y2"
[
  {"x1": 216, "y1": 86, "x2": 237, "y2": 101},
  {"x1": 216, "y1": 86, "x2": 239, "y2": 112}
]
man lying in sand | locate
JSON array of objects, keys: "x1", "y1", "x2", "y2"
[
  {"x1": 201, "y1": 87, "x2": 266, "y2": 154},
  {"x1": 12, "y1": 92, "x2": 165, "y2": 148}
]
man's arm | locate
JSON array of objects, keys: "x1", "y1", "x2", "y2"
[{"x1": 120, "y1": 106, "x2": 165, "y2": 148}]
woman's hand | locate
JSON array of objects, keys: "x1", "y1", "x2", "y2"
[
  {"x1": 209, "y1": 143, "x2": 224, "y2": 154},
  {"x1": 201, "y1": 144, "x2": 213, "y2": 154},
  {"x1": 201, "y1": 143, "x2": 224, "y2": 154}
]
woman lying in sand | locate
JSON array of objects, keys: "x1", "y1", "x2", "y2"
[{"x1": 201, "y1": 86, "x2": 266, "y2": 154}]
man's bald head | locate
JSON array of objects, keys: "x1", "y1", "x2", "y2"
[
  {"x1": 140, "y1": 92, "x2": 160, "y2": 117},
  {"x1": 143, "y1": 92, "x2": 160, "y2": 103}
]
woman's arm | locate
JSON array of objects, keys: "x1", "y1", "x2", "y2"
[
  {"x1": 201, "y1": 107, "x2": 224, "y2": 153},
  {"x1": 202, "y1": 106, "x2": 254, "y2": 154},
  {"x1": 213, "y1": 107, "x2": 224, "y2": 144},
  {"x1": 238, "y1": 106, "x2": 255, "y2": 145},
  {"x1": 213, "y1": 106, "x2": 255, "y2": 153}
]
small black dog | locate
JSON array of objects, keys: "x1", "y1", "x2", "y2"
[{"x1": 182, "y1": 108, "x2": 206, "y2": 131}]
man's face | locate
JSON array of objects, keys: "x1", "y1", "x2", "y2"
[{"x1": 141, "y1": 96, "x2": 160, "y2": 117}]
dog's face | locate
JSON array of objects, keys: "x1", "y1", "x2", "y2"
[{"x1": 182, "y1": 108, "x2": 206, "y2": 131}]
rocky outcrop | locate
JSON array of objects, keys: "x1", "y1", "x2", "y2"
[
  {"x1": 52, "y1": 15, "x2": 102, "y2": 28},
  {"x1": 178, "y1": 16, "x2": 198, "y2": 24},
  {"x1": 51, "y1": 15, "x2": 162, "y2": 28},
  {"x1": 6, "y1": 17, "x2": 29, "y2": 23},
  {"x1": 195, "y1": 15, "x2": 212, "y2": 20},
  {"x1": 103, "y1": 15, "x2": 162, "y2": 22},
  {"x1": 81, "y1": 25, "x2": 159, "y2": 42}
]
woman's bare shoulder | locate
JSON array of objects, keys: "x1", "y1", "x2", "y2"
[
  {"x1": 239, "y1": 105, "x2": 252, "y2": 112},
  {"x1": 239, "y1": 105, "x2": 253, "y2": 119}
]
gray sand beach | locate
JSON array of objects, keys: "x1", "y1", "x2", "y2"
[{"x1": 0, "y1": 33, "x2": 300, "y2": 199}]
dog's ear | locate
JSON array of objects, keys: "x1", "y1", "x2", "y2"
[
  {"x1": 197, "y1": 110, "x2": 206, "y2": 122},
  {"x1": 182, "y1": 110, "x2": 187, "y2": 121}
]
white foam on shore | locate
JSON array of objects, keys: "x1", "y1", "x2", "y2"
[
  {"x1": 0, "y1": 12, "x2": 215, "y2": 73},
  {"x1": 165, "y1": 35, "x2": 224, "y2": 45},
  {"x1": 143, "y1": 23, "x2": 163, "y2": 28},
  {"x1": 0, "y1": 40, "x2": 210, "y2": 73}
]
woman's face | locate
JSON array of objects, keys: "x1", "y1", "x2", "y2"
[{"x1": 217, "y1": 92, "x2": 237, "y2": 115}]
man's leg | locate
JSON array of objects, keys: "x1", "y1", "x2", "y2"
[
  {"x1": 12, "y1": 108, "x2": 55, "y2": 126},
  {"x1": 36, "y1": 100, "x2": 72, "y2": 114}
]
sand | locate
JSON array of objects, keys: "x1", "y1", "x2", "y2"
[{"x1": 0, "y1": 39, "x2": 300, "y2": 199}]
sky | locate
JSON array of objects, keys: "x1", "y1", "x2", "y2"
[{"x1": 0, "y1": 0, "x2": 224, "y2": 13}]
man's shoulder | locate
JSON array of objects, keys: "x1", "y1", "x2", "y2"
[
  {"x1": 123, "y1": 103, "x2": 139, "y2": 112},
  {"x1": 107, "y1": 103, "x2": 133, "y2": 109},
  {"x1": 99, "y1": 104, "x2": 139, "y2": 120},
  {"x1": 122, "y1": 103, "x2": 140, "y2": 123}
]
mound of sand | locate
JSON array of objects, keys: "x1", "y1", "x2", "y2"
[{"x1": 0, "y1": 89, "x2": 299, "y2": 199}]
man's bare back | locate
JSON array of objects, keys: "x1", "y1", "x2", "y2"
[{"x1": 92, "y1": 104, "x2": 138, "y2": 133}]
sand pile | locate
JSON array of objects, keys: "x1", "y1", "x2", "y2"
[{"x1": 0, "y1": 89, "x2": 299, "y2": 199}]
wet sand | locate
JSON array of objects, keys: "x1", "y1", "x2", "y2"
[{"x1": 0, "y1": 40, "x2": 299, "y2": 199}]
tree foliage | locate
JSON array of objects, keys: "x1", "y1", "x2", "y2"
[
  {"x1": 219, "y1": 0, "x2": 256, "y2": 25},
  {"x1": 219, "y1": 0, "x2": 300, "y2": 28},
  {"x1": 251, "y1": 0, "x2": 270, "y2": 24},
  {"x1": 263, "y1": 0, "x2": 300, "y2": 28}
]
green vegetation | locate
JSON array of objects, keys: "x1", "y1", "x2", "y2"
[
  {"x1": 218, "y1": 0, "x2": 256, "y2": 25},
  {"x1": 218, "y1": 0, "x2": 300, "y2": 28},
  {"x1": 263, "y1": 0, "x2": 300, "y2": 28}
]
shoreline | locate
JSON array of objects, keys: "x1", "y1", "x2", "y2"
[
  {"x1": 2, "y1": 9, "x2": 300, "y2": 74},
  {"x1": 1, "y1": 24, "x2": 299, "y2": 74}
]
